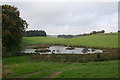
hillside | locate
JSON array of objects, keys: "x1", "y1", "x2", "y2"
[{"x1": 21, "y1": 33, "x2": 118, "y2": 48}]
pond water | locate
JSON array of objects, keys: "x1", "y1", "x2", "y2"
[{"x1": 22, "y1": 46, "x2": 103, "y2": 54}]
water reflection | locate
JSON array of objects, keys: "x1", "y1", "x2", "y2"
[{"x1": 22, "y1": 46, "x2": 103, "y2": 54}]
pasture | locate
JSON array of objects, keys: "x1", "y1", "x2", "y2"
[
  {"x1": 22, "y1": 33, "x2": 118, "y2": 48},
  {"x1": 3, "y1": 56, "x2": 118, "y2": 78},
  {"x1": 2, "y1": 3, "x2": 119, "y2": 79},
  {"x1": 3, "y1": 33, "x2": 119, "y2": 78}
]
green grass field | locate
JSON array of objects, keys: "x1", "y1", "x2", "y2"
[
  {"x1": 3, "y1": 56, "x2": 118, "y2": 78},
  {"x1": 3, "y1": 33, "x2": 119, "y2": 78},
  {"x1": 21, "y1": 33, "x2": 118, "y2": 48}
]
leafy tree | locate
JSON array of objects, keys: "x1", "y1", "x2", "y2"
[
  {"x1": 2, "y1": 5, "x2": 28, "y2": 56},
  {"x1": 92, "y1": 31, "x2": 97, "y2": 34},
  {"x1": 90, "y1": 30, "x2": 105, "y2": 35},
  {"x1": 101, "y1": 30, "x2": 105, "y2": 33}
]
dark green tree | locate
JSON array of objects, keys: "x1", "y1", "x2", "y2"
[
  {"x1": 101, "y1": 30, "x2": 105, "y2": 33},
  {"x1": 24, "y1": 30, "x2": 46, "y2": 37},
  {"x1": 2, "y1": 5, "x2": 28, "y2": 56},
  {"x1": 92, "y1": 31, "x2": 97, "y2": 34}
]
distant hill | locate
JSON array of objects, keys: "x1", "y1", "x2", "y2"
[
  {"x1": 47, "y1": 35, "x2": 58, "y2": 38},
  {"x1": 22, "y1": 33, "x2": 118, "y2": 48},
  {"x1": 47, "y1": 34, "x2": 84, "y2": 38}
]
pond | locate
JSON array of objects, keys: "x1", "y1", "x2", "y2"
[{"x1": 22, "y1": 46, "x2": 104, "y2": 54}]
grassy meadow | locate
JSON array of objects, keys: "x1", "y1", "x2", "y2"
[
  {"x1": 22, "y1": 33, "x2": 118, "y2": 48},
  {"x1": 3, "y1": 33, "x2": 119, "y2": 78},
  {"x1": 3, "y1": 56, "x2": 118, "y2": 78}
]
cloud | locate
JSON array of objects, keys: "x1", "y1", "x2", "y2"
[
  {"x1": 2, "y1": 2, "x2": 118, "y2": 34},
  {"x1": 92, "y1": 13, "x2": 118, "y2": 32}
]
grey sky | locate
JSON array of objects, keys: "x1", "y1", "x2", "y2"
[{"x1": 2, "y1": 2, "x2": 118, "y2": 35}]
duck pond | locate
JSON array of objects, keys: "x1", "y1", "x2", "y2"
[{"x1": 22, "y1": 45, "x2": 104, "y2": 54}]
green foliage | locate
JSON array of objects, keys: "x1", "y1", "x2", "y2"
[
  {"x1": 101, "y1": 30, "x2": 105, "y2": 33},
  {"x1": 2, "y1": 5, "x2": 28, "y2": 56},
  {"x1": 22, "y1": 33, "x2": 118, "y2": 48},
  {"x1": 97, "y1": 54, "x2": 101, "y2": 59},
  {"x1": 24, "y1": 30, "x2": 46, "y2": 37},
  {"x1": 58, "y1": 34, "x2": 74, "y2": 38},
  {"x1": 92, "y1": 31, "x2": 97, "y2": 34},
  {"x1": 90, "y1": 30, "x2": 105, "y2": 35},
  {"x1": 30, "y1": 52, "x2": 118, "y2": 63}
]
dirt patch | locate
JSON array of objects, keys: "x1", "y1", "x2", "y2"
[
  {"x1": 2, "y1": 68, "x2": 12, "y2": 78},
  {"x1": 47, "y1": 67, "x2": 76, "y2": 78},
  {"x1": 16, "y1": 67, "x2": 76, "y2": 78},
  {"x1": 11, "y1": 64, "x2": 20, "y2": 67},
  {"x1": 16, "y1": 70, "x2": 49, "y2": 78},
  {"x1": 47, "y1": 71, "x2": 62, "y2": 78}
]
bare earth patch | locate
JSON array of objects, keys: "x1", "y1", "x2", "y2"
[
  {"x1": 47, "y1": 67, "x2": 76, "y2": 78},
  {"x1": 16, "y1": 70, "x2": 49, "y2": 78},
  {"x1": 2, "y1": 68, "x2": 12, "y2": 78}
]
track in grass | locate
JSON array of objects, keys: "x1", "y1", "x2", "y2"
[
  {"x1": 14, "y1": 67, "x2": 76, "y2": 78},
  {"x1": 47, "y1": 67, "x2": 76, "y2": 78},
  {"x1": 3, "y1": 56, "x2": 119, "y2": 78},
  {"x1": 15, "y1": 70, "x2": 46, "y2": 78}
]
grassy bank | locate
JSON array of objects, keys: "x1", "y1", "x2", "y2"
[
  {"x1": 29, "y1": 52, "x2": 118, "y2": 63},
  {"x1": 22, "y1": 33, "x2": 118, "y2": 48},
  {"x1": 3, "y1": 56, "x2": 118, "y2": 78}
]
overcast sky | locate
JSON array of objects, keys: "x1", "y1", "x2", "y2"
[{"x1": 2, "y1": 2, "x2": 118, "y2": 35}]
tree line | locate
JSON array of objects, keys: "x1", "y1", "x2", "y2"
[
  {"x1": 58, "y1": 34, "x2": 83, "y2": 38},
  {"x1": 58, "y1": 30, "x2": 105, "y2": 38},
  {"x1": 24, "y1": 30, "x2": 47, "y2": 37},
  {"x1": 83, "y1": 30, "x2": 105, "y2": 36}
]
